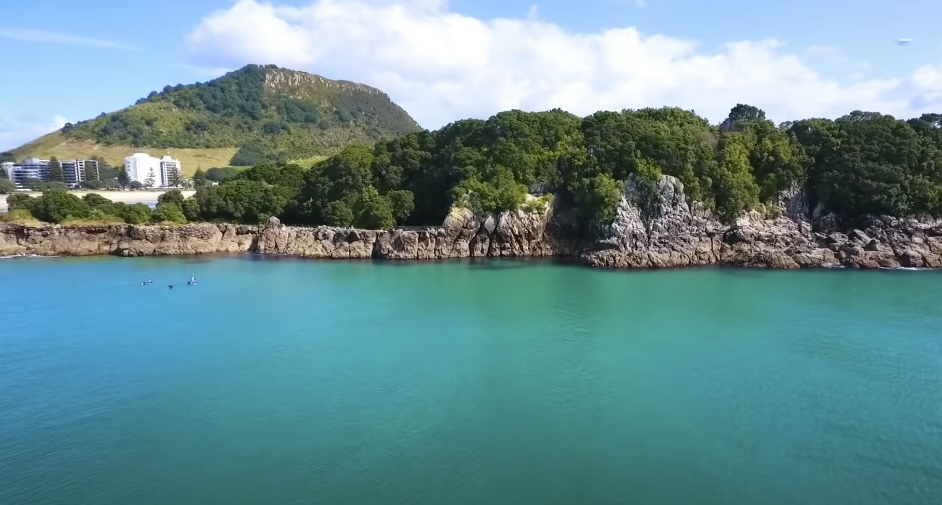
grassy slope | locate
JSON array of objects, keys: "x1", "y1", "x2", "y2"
[{"x1": 11, "y1": 132, "x2": 238, "y2": 177}]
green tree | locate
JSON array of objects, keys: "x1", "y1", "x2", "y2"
[
  {"x1": 181, "y1": 197, "x2": 201, "y2": 222},
  {"x1": 82, "y1": 193, "x2": 117, "y2": 215},
  {"x1": 205, "y1": 166, "x2": 245, "y2": 182},
  {"x1": 451, "y1": 166, "x2": 527, "y2": 216},
  {"x1": 387, "y1": 190, "x2": 415, "y2": 222},
  {"x1": 48, "y1": 157, "x2": 64, "y2": 183},
  {"x1": 720, "y1": 104, "x2": 767, "y2": 133},
  {"x1": 6, "y1": 193, "x2": 33, "y2": 210},
  {"x1": 166, "y1": 166, "x2": 182, "y2": 188},
  {"x1": 122, "y1": 203, "x2": 153, "y2": 224},
  {"x1": 193, "y1": 168, "x2": 209, "y2": 188},
  {"x1": 571, "y1": 175, "x2": 624, "y2": 226},
  {"x1": 21, "y1": 177, "x2": 45, "y2": 191},
  {"x1": 27, "y1": 189, "x2": 91, "y2": 223},
  {"x1": 711, "y1": 133, "x2": 760, "y2": 221},
  {"x1": 143, "y1": 168, "x2": 156, "y2": 188},
  {"x1": 117, "y1": 168, "x2": 131, "y2": 188},
  {"x1": 354, "y1": 187, "x2": 395, "y2": 229},
  {"x1": 85, "y1": 161, "x2": 100, "y2": 182},
  {"x1": 158, "y1": 189, "x2": 186, "y2": 207},
  {"x1": 0, "y1": 166, "x2": 8, "y2": 179},
  {"x1": 153, "y1": 202, "x2": 187, "y2": 224},
  {"x1": 323, "y1": 200, "x2": 354, "y2": 226},
  {"x1": 0, "y1": 179, "x2": 15, "y2": 194}
]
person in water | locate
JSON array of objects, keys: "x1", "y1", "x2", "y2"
[
  {"x1": 187, "y1": 276, "x2": 197, "y2": 285},
  {"x1": 168, "y1": 284, "x2": 173, "y2": 289}
]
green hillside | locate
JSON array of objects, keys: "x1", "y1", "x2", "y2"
[{"x1": 12, "y1": 64, "x2": 422, "y2": 171}]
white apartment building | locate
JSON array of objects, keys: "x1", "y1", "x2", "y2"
[
  {"x1": 159, "y1": 156, "x2": 182, "y2": 187},
  {"x1": 124, "y1": 153, "x2": 182, "y2": 188},
  {"x1": 1, "y1": 158, "x2": 99, "y2": 189}
]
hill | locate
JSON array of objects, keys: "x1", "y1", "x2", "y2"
[{"x1": 11, "y1": 64, "x2": 422, "y2": 175}]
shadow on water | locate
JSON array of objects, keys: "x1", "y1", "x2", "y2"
[
  {"x1": 231, "y1": 253, "x2": 942, "y2": 278},
  {"x1": 239, "y1": 253, "x2": 566, "y2": 270}
]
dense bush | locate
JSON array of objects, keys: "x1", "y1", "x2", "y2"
[
  {"x1": 7, "y1": 190, "x2": 156, "y2": 225},
  {"x1": 167, "y1": 105, "x2": 942, "y2": 230}
]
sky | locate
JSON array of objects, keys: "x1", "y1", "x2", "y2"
[{"x1": 2, "y1": 0, "x2": 942, "y2": 151}]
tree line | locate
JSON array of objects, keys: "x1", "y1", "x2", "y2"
[
  {"x1": 8, "y1": 104, "x2": 942, "y2": 231},
  {"x1": 5, "y1": 190, "x2": 190, "y2": 225}
]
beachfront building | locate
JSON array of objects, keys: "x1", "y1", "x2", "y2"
[
  {"x1": 12, "y1": 158, "x2": 50, "y2": 185},
  {"x1": 159, "y1": 156, "x2": 183, "y2": 188},
  {"x1": 124, "y1": 153, "x2": 182, "y2": 188},
  {"x1": 61, "y1": 160, "x2": 100, "y2": 187},
  {"x1": 1, "y1": 158, "x2": 99, "y2": 189}
]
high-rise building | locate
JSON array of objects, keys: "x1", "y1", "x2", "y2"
[
  {"x1": 60, "y1": 160, "x2": 100, "y2": 187},
  {"x1": 159, "y1": 156, "x2": 182, "y2": 188},
  {"x1": 124, "y1": 153, "x2": 182, "y2": 188},
  {"x1": 3, "y1": 158, "x2": 102, "y2": 189}
]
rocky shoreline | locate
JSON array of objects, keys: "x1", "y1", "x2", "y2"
[{"x1": 3, "y1": 176, "x2": 942, "y2": 269}]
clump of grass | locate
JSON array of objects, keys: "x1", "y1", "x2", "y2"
[
  {"x1": 521, "y1": 194, "x2": 554, "y2": 214},
  {"x1": 756, "y1": 202, "x2": 782, "y2": 220},
  {"x1": 60, "y1": 209, "x2": 126, "y2": 226},
  {"x1": 0, "y1": 209, "x2": 45, "y2": 225}
]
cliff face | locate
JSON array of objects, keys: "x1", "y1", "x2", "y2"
[
  {"x1": 0, "y1": 202, "x2": 558, "y2": 260},
  {"x1": 4, "y1": 179, "x2": 942, "y2": 269},
  {"x1": 254, "y1": 203, "x2": 560, "y2": 260},
  {"x1": 581, "y1": 175, "x2": 942, "y2": 269},
  {"x1": 0, "y1": 223, "x2": 258, "y2": 257}
]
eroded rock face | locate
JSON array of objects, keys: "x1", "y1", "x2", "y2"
[
  {"x1": 254, "y1": 203, "x2": 559, "y2": 260},
  {"x1": 0, "y1": 223, "x2": 258, "y2": 257}
]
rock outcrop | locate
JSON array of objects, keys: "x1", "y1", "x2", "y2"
[
  {"x1": 254, "y1": 202, "x2": 560, "y2": 260},
  {"x1": 4, "y1": 179, "x2": 942, "y2": 269},
  {"x1": 581, "y1": 175, "x2": 942, "y2": 269},
  {"x1": 0, "y1": 223, "x2": 258, "y2": 257}
]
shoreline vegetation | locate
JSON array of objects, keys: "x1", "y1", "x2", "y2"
[
  {"x1": 5, "y1": 103, "x2": 942, "y2": 269},
  {"x1": 0, "y1": 190, "x2": 195, "y2": 212}
]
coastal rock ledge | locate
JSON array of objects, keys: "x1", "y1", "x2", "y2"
[{"x1": 3, "y1": 176, "x2": 942, "y2": 269}]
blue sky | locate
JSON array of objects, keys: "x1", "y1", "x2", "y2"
[{"x1": 2, "y1": 0, "x2": 941, "y2": 150}]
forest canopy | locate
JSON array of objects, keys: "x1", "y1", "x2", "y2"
[{"x1": 182, "y1": 105, "x2": 942, "y2": 230}]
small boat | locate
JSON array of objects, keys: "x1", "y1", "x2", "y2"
[{"x1": 187, "y1": 276, "x2": 197, "y2": 286}]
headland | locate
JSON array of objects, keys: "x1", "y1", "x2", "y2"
[{"x1": 3, "y1": 176, "x2": 940, "y2": 269}]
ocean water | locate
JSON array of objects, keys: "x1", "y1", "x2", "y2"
[{"x1": 2, "y1": 255, "x2": 942, "y2": 505}]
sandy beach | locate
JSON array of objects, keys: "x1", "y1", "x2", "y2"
[{"x1": 0, "y1": 190, "x2": 196, "y2": 212}]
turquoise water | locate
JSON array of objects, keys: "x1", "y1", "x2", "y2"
[{"x1": 2, "y1": 256, "x2": 942, "y2": 505}]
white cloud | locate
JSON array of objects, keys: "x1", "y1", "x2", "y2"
[
  {"x1": 0, "y1": 115, "x2": 69, "y2": 152},
  {"x1": 184, "y1": 0, "x2": 941, "y2": 129},
  {"x1": 912, "y1": 65, "x2": 942, "y2": 101},
  {"x1": 0, "y1": 28, "x2": 138, "y2": 50},
  {"x1": 804, "y1": 45, "x2": 842, "y2": 58}
]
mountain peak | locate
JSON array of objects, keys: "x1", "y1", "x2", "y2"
[{"x1": 13, "y1": 64, "x2": 421, "y2": 169}]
